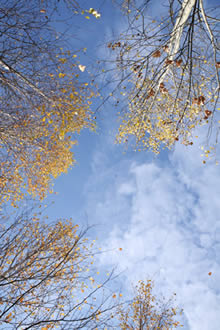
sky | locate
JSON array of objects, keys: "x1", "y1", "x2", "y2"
[{"x1": 43, "y1": 1, "x2": 220, "y2": 329}]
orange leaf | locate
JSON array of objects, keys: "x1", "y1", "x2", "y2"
[
  {"x1": 165, "y1": 59, "x2": 173, "y2": 65},
  {"x1": 152, "y1": 50, "x2": 161, "y2": 58},
  {"x1": 175, "y1": 59, "x2": 182, "y2": 67},
  {"x1": 163, "y1": 45, "x2": 169, "y2": 53},
  {"x1": 198, "y1": 95, "x2": 205, "y2": 105},
  {"x1": 5, "y1": 312, "x2": 12, "y2": 320},
  {"x1": 205, "y1": 110, "x2": 212, "y2": 116}
]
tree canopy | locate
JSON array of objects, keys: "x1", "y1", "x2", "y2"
[
  {"x1": 0, "y1": 212, "x2": 117, "y2": 329},
  {"x1": 0, "y1": 210, "x2": 182, "y2": 328},
  {"x1": 3, "y1": 2, "x2": 213, "y2": 328},
  {"x1": 118, "y1": 280, "x2": 181, "y2": 329},
  {"x1": 106, "y1": 0, "x2": 219, "y2": 154},
  {"x1": 0, "y1": 0, "x2": 98, "y2": 206}
]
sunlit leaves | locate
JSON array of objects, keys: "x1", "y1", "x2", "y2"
[
  {"x1": 0, "y1": 0, "x2": 101, "y2": 206},
  {"x1": 107, "y1": 0, "x2": 220, "y2": 156},
  {"x1": 88, "y1": 8, "x2": 101, "y2": 19},
  {"x1": 118, "y1": 280, "x2": 181, "y2": 329},
  {"x1": 0, "y1": 215, "x2": 115, "y2": 328},
  {"x1": 0, "y1": 48, "x2": 96, "y2": 206},
  {"x1": 78, "y1": 64, "x2": 86, "y2": 72},
  {"x1": 80, "y1": 8, "x2": 101, "y2": 19}
]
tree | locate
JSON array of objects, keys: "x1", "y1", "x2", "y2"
[
  {"x1": 0, "y1": 209, "x2": 183, "y2": 329},
  {"x1": 117, "y1": 279, "x2": 181, "y2": 329},
  {"x1": 0, "y1": 211, "x2": 118, "y2": 329},
  {"x1": 0, "y1": 0, "x2": 100, "y2": 206},
  {"x1": 106, "y1": 0, "x2": 219, "y2": 154}
]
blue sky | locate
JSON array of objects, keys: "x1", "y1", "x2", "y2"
[{"x1": 43, "y1": 1, "x2": 220, "y2": 329}]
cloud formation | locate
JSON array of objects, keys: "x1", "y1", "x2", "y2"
[{"x1": 87, "y1": 135, "x2": 220, "y2": 330}]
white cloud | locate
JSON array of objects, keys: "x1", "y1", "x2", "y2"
[{"x1": 86, "y1": 134, "x2": 220, "y2": 330}]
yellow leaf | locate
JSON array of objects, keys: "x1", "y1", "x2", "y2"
[
  {"x1": 59, "y1": 131, "x2": 65, "y2": 140},
  {"x1": 78, "y1": 65, "x2": 86, "y2": 72},
  {"x1": 5, "y1": 312, "x2": 12, "y2": 320},
  {"x1": 59, "y1": 58, "x2": 67, "y2": 64}
]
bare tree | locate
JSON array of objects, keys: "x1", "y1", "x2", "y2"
[{"x1": 105, "y1": 0, "x2": 219, "y2": 154}]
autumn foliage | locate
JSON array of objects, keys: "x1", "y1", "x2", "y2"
[
  {"x1": 0, "y1": 214, "x2": 116, "y2": 329},
  {"x1": 118, "y1": 280, "x2": 181, "y2": 329},
  {"x1": 0, "y1": 212, "x2": 182, "y2": 329},
  {"x1": 107, "y1": 0, "x2": 219, "y2": 154},
  {"x1": 0, "y1": 1, "x2": 96, "y2": 206},
  {"x1": 0, "y1": 2, "x2": 185, "y2": 329}
]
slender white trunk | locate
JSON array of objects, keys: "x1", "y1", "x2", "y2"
[
  {"x1": 148, "y1": 0, "x2": 197, "y2": 114},
  {"x1": 168, "y1": 0, "x2": 197, "y2": 59}
]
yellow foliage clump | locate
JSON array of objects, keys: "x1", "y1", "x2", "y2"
[
  {"x1": 0, "y1": 51, "x2": 96, "y2": 206},
  {"x1": 0, "y1": 216, "x2": 99, "y2": 328},
  {"x1": 118, "y1": 280, "x2": 181, "y2": 329}
]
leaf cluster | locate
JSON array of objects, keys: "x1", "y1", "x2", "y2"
[{"x1": 0, "y1": 0, "x2": 97, "y2": 205}]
